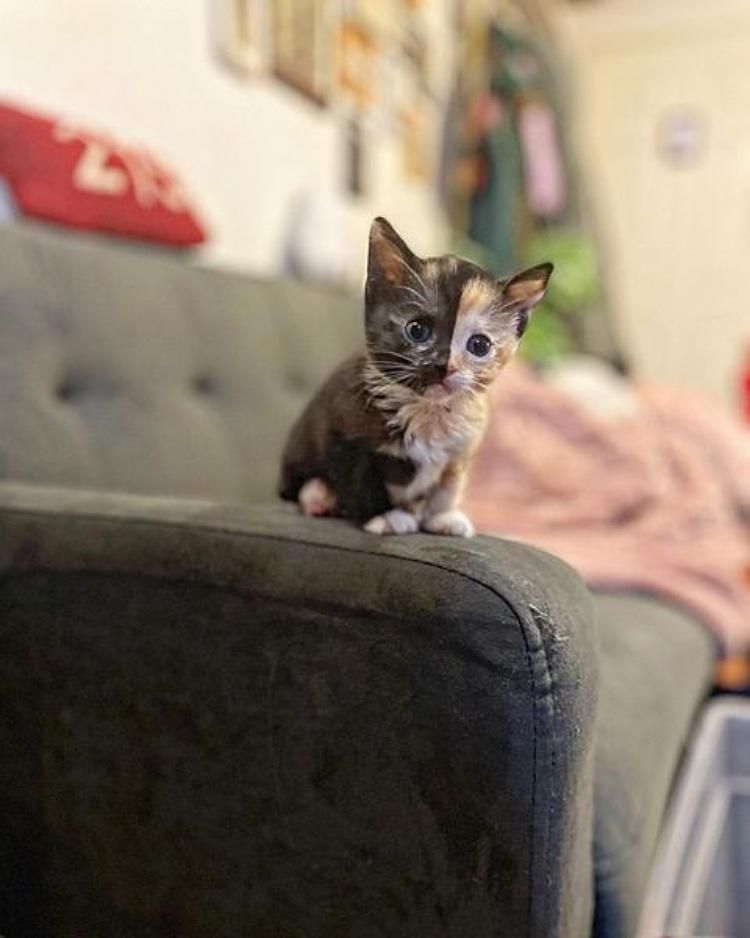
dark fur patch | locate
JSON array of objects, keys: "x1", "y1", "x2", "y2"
[
  {"x1": 325, "y1": 437, "x2": 391, "y2": 520},
  {"x1": 374, "y1": 453, "x2": 416, "y2": 487},
  {"x1": 279, "y1": 354, "x2": 399, "y2": 518}
]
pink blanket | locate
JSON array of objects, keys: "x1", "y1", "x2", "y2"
[{"x1": 465, "y1": 365, "x2": 750, "y2": 651}]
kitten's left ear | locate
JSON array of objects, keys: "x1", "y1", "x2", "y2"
[
  {"x1": 499, "y1": 262, "x2": 553, "y2": 336},
  {"x1": 500, "y1": 262, "x2": 554, "y2": 312}
]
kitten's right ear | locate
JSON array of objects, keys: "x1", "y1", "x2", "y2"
[{"x1": 368, "y1": 217, "x2": 420, "y2": 287}]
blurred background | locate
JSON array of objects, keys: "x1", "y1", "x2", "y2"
[
  {"x1": 0, "y1": 0, "x2": 749, "y2": 411},
  {"x1": 2, "y1": 9, "x2": 750, "y2": 932}
]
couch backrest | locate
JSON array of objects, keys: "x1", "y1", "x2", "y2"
[{"x1": 0, "y1": 223, "x2": 362, "y2": 502}]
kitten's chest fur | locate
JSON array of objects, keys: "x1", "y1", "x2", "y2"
[{"x1": 380, "y1": 394, "x2": 486, "y2": 504}]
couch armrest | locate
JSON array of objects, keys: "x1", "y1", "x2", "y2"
[{"x1": 0, "y1": 482, "x2": 597, "y2": 938}]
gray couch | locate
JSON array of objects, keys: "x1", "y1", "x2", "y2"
[{"x1": 0, "y1": 223, "x2": 714, "y2": 937}]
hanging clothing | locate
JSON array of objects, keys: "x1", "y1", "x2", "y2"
[
  {"x1": 468, "y1": 95, "x2": 523, "y2": 274},
  {"x1": 517, "y1": 100, "x2": 567, "y2": 219}
]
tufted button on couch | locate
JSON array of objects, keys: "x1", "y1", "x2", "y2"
[{"x1": 0, "y1": 223, "x2": 712, "y2": 938}]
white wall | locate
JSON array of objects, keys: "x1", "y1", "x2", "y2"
[
  {"x1": 549, "y1": 0, "x2": 750, "y2": 406},
  {"x1": 0, "y1": 0, "x2": 451, "y2": 280}
]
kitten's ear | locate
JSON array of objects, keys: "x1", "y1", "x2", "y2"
[
  {"x1": 368, "y1": 217, "x2": 420, "y2": 287},
  {"x1": 500, "y1": 262, "x2": 554, "y2": 312}
]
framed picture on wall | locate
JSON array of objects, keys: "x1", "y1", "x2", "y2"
[
  {"x1": 400, "y1": 96, "x2": 436, "y2": 181},
  {"x1": 335, "y1": 18, "x2": 377, "y2": 112},
  {"x1": 211, "y1": 0, "x2": 269, "y2": 75},
  {"x1": 271, "y1": 0, "x2": 333, "y2": 106},
  {"x1": 341, "y1": 0, "x2": 399, "y2": 38}
]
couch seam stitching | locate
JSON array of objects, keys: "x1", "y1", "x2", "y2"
[{"x1": 2, "y1": 503, "x2": 561, "y2": 931}]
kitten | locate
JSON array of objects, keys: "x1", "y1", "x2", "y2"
[{"x1": 279, "y1": 217, "x2": 552, "y2": 537}]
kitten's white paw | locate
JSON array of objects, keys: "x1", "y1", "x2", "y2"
[
  {"x1": 364, "y1": 509, "x2": 420, "y2": 536},
  {"x1": 298, "y1": 478, "x2": 337, "y2": 517},
  {"x1": 422, "y1": 509, "x2": 475, "y2": 538}
]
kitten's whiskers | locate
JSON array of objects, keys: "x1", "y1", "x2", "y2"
[{"x1": 392, "y1": 253, "x2": 429, "y2": 299}]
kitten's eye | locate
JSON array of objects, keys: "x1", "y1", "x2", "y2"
[
  {"x1": 467, "y1": 334, "x2": 492, "y2": 357},
  {"x1": 404, "y1": 318, "x2": 433, "y2": 344}
]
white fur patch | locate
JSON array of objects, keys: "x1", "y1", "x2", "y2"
[
  {"x1": 298, "y1": 478, "x2": 337, "y2": 517},
  {"x1": 422, "y1": 509, "x2": 475, "y2": 538},
  {"x1": 393, "y1": 395, "x2": 483, "y2": 455},
  {"x1": 364, "y1": 508, "x2": 420, "y2": 535},
  {"x1": 378, "y1": 394, "x2": 485, "y2": 508}
]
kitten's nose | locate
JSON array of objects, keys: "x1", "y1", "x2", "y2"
[{"x1": 442, "y1": 368, "x2": 461, "y2": 391}]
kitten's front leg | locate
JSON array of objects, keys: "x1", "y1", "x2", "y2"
[
  {"x1": 421, "y1": 460, "x2": 475, "y2": 538},
  {"x1": 422, "y1": 509, "x2": 474, "y2": 538}
]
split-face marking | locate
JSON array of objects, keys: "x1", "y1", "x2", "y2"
[{"x1": 365, "y1": 218, "x2": 552, "y2": 406}]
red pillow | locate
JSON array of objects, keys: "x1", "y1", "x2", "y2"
[{"x1": 0, "y1": 101, "x2": 206, "y2": 247}]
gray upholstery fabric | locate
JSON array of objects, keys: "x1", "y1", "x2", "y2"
[
  {"x1": 0, "y1": 223, "x2": 716, "y2": 937},
  {"x1": 0, "y1": 482, "x2": 598, "y2": 938},
  {"x1": 591, "y1": 593, "x2": 713, "y2": 938},
  {"x1": 0, "y1": 223, "x2": 360, "y2": 501}
]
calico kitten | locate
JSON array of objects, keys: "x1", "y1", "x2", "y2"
[{"x1": 279, "y1": 217, "x2": 552, "y2": 537}]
